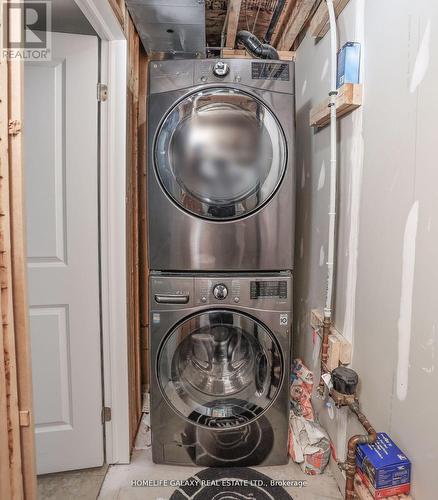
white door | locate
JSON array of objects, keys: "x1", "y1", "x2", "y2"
[{"x1": 24, "y1": 32, "x2": 103, "y2": 474}]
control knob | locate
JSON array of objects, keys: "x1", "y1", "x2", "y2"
[
  {"x1": 213, "y1": 284, "x2": 228, "y2": 300},
  {"x1": 213, "y1": 61, "x2": 229, "y2": 77}
]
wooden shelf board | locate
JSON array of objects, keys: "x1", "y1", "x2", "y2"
[
  {"x1": 309, "y1": 83, "x2": 363, "y2": 128},
  {"x1": 354, "y1": 473, "x2": 412, "y2": 500}
]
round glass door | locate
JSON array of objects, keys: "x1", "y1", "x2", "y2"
[
  {"x1": 154, "y1": 88, "x2": 287, "y2": 220},
  {"x1": 157, "y1": 310, "x2": 283, "y2": 428}
]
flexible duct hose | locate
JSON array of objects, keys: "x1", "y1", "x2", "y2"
[{"x1": 236, "y1": 30, "x2": 279, "y2": 60}]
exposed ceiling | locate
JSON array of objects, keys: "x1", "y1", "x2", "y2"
[
  {"x1": 126, "y1": 0, "x2": 324, "y2": 58},
  {"x1": 206, "y1": 0, "x2": 281, "y2": 48}
]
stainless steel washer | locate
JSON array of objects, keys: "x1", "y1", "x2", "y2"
[
  {"x1": 148, "y1": 59, "x2": 295, "y2": 271},
  {"x1": 149, "y1": 272, "x2": 292, "y2": 466}
]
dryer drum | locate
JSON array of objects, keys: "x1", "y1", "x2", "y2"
[{"x1": 154, "y1": 87, "x2": 287, "y2": 220}]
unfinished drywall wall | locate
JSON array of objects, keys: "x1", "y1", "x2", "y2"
[
  {"x1": 294, "y1": 0, "x2": 365, "y2": 474},
  {"x1": 294, "y1": 0, "x2": 438, "y2": 497}
]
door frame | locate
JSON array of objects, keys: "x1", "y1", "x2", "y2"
[{"x1": 74, "y1": 0, "x2": 130, "y2": 464}]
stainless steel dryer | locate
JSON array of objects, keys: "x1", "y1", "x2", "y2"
[
  {"x1": 149, "y1": 272, "x2": 292, "y2": 466},
  {"x1": 148, "y1": 59, "x2": 295, "y2": 271}
]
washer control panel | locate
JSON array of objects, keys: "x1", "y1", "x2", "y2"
[
  {"x1": 193, "y1": 275, "x2": 289, "y2": 307},
  {"x1": 150, "y1": 274, "x2": 291, "y2": 310},
  {"x1": 198, "y1": 279, "x2": 241, "y2": 305}
]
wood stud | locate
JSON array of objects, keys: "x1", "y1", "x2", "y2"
[
  {"x1": 222, "y1": 48, "x2": 296, "y2": 60},
  {"x1": 270, "y1": 0, "x2": 297, "y2": 47},
  {"x1": 309, "y1": 0, "x2": 351, "y2": 39},
  {"x1": 0, "y1": 5, "x2": 37, "y2": 497},
  {"x1": 276, "y1": 0, "x2": 318, "y2": 50},
  {"x1": 124, "y1": 11, "x2": 143, "y2": 446},
  {"x1": 225, "y1": 0, "x2": 243, "y2": 48}
]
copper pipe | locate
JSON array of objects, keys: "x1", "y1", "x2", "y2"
[
  {"x1": 342, "y1": 401, "x2": 377, "y2": 500},
  {"x1": 318, "y1": 316, "x2": 332, "y2": 394}
]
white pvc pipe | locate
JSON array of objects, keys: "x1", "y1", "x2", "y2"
[{"x1": 324, "y1": 0, "x2": 338, "y2": 320}]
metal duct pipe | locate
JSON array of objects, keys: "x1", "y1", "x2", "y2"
[
  {"x1": 236, "y1": 30, "x2": 279, "y2": 59},
  {"x1": 264, "y1": 0, "x2": 286, "y2": 43}
]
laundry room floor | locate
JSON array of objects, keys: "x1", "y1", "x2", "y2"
[{"x1": 98, "y1": 414, "x2": 342, "y2": 500}]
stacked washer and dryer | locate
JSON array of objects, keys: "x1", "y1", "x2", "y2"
[{"x1": 147, "y1": 58, "x2": 295, "y2": 467}]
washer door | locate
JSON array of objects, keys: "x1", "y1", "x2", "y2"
[
  {"x1": 157, "y1": 310, "x2": 283, "y2": 428},
  {"x1": 154, "y1": 87, "x2": 287, "y2": 220}
]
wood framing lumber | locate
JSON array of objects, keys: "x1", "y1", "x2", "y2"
[
  {"x1": 271, "y1": 0, "x2": 297, "y2": 47},
  {"x1": 309, "y1": 0, "x2": 350, "y2": 39},
  {"x1": 276, "y1": 0, "x2": 318, "y2": 51},
  {"x1": 222, "y1": 48, "x2": 296, "y2": 61},
  {"x1": 225, "y1": 0, "x2": 243, "y2": 48}
]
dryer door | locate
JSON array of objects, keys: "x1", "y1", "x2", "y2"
[
  {"x1": 154, "y1": 87, "x2": 287, "y2": 220},
  {"x1": 157, "y1": 309, "x2": 283, "y2": 428}
]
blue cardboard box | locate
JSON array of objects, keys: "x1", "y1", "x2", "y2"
[
  {"x1": 337, "y1": 42, "x2": 361, "y2": 88},
  {"x1": 356, "y1": 433, "x2": 411, "y2": 490}
]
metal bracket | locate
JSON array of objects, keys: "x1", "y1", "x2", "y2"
[
  {"x1": 97, "y1": 83, "x2": 108, "y2": 102},
  {"x1": 102, "y1": 406, "x2": 112, "y2": 423},
  {"x1": 330, "y1": 388, "x2": 357, "y2": 408}
]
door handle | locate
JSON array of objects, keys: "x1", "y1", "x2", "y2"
[{"x1": 154, "y1": 294, "x2": 189, "y2": 304}]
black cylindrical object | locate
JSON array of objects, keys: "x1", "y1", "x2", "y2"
[
  {"x1": 236, "y1": 30, "x2": 279, "y2": 60},
  {"x1": 264, "y1": 0, "x2": 286, "y2": 43},
  {"x1": 332, "y1": 366, "x2": 359, "y2": 395}
]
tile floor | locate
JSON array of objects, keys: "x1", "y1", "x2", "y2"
[
  {"x1": 38, "y1": 464, "x2": 108, "y2": 500},
  {"x1": 98, "y1": 413, "x2": 342, "y2": 500},
  {"x1": 99, "y1": 448, "x2": 342, "y2": 500},
  {"x1": 38, "y1": 413, "x2": 342, "y2": 500}
]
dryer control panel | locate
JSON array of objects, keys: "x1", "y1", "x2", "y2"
[{"x1": 149, "y1": 59, "x2": 295, "y2": 95}]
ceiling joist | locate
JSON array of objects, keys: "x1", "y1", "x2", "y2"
[
  {"x1": 275, "y1": 0, "x2": 318, "y2": 50},
  {"x1": 309, "y1": 0, "x2": 350, "y2": 38},
  {"x1": 209, "y1": 0, "x2": 328, "y2": 53},
  {"x1": 270, "y1": 0, "x2": 297, "y2": 47}
]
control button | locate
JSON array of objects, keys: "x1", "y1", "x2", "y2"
[
  {"x1": 213, "y1": 284, "x2": 228, "y2": 300},
  {"x1": 201, "y1": 296, "x2": 207, "y2": 303},
  {"x1": 234, "y1": 75, "x2": 241, "y2": 83},
  {"x1": 234, "y1": 297, "x2": 240, "y2": 303},
  {"x1": 200, "y1": 75, "x2": 207, "y2": 82},
  {"x1": 213, "y1": 61, "x2": 229, "y2": 77}
]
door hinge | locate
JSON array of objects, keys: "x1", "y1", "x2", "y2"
[
  {"x1": 102, "y1": 406, "x2": 111, "y2": 423},
  {"x1": 97, "y1": 83, "x2": 108, "y2": 102},
  {"x1": 8, "y1": 119, "x2": 22, "y2": 136}
]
